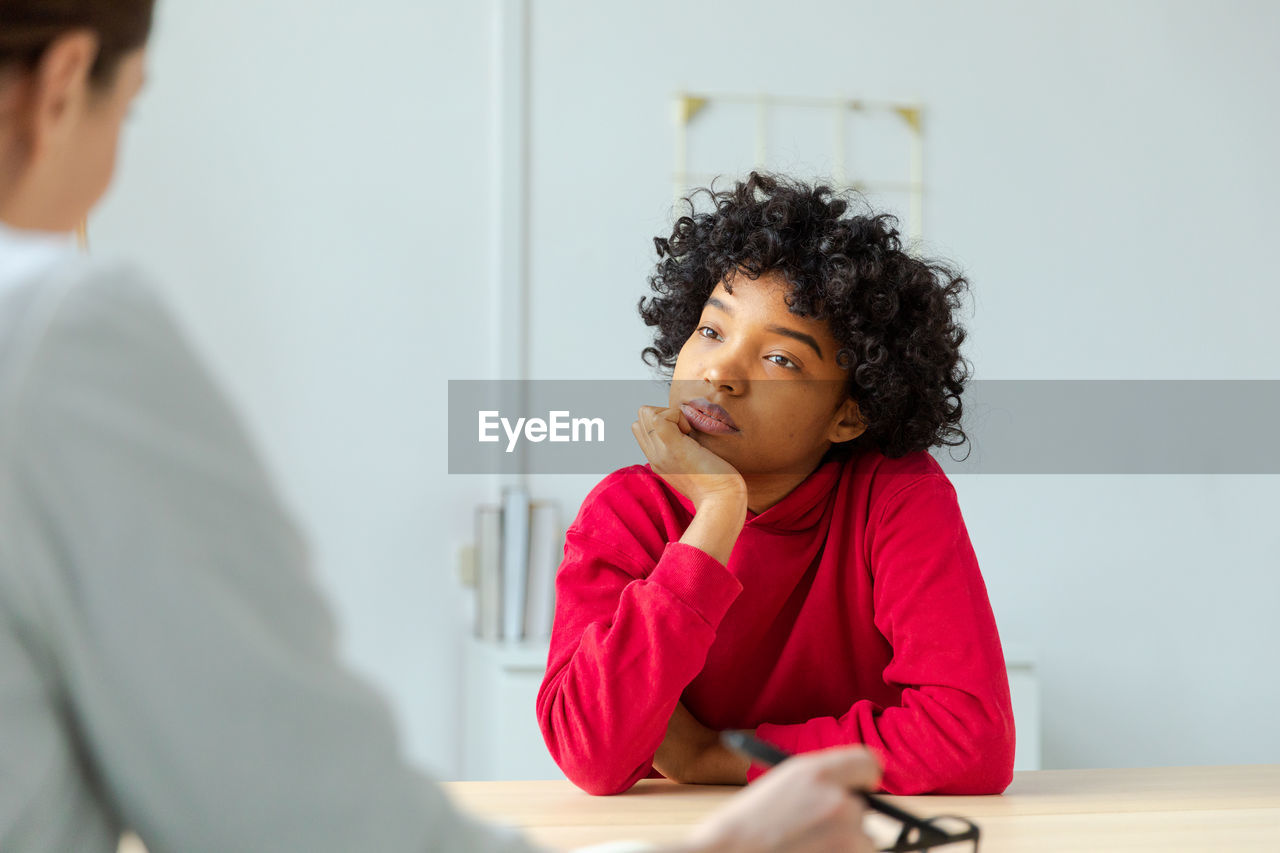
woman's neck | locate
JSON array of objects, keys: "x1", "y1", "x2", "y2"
[{"x1": 742, "y1": 464, "x2": 825, "y2": 514}]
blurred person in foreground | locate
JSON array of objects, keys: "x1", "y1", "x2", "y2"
[{"x1": 0, "y1": 1, "x2": 880, "y2": 851}]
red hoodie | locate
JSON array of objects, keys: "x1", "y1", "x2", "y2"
[{"x1": 536, "y1": 449, "x2": 1015, "y2": 796}]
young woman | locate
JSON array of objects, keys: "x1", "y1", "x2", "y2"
[
  {"x1": 0, "y1": 5, "x2": 878, "y2": 851},
  {"x1": 539, "y1": 174, "x2": 1014, "y2": 797}
]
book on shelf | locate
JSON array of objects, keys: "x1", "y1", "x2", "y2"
[
  {"x1": 472, "y1": 493, "x2": 561, "y2": 644},
  {"x1": 500, "y1": 487, "x2": 531, "y2": 642},
  {"x1": 523, "y1": 501, "x2": 559, "y2": 641},
  {"x1": 474, "y1": 504, "x2": 503, "y2": 642}
]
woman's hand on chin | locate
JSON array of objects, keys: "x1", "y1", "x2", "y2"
[{"x1": 631, "y1": 405, "x2": 746, "y2": 510}]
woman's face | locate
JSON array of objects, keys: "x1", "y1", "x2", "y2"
[{"x1": 666, "y1": 271, "x2": 865, "y2": 478}]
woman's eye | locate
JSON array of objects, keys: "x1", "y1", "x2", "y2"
[
  {"x1": 766, "y1": 354, "x2": 798, "y2": 369},
  {"x1": 697, "y1": 326, "x2": 722, "y2": 341}
]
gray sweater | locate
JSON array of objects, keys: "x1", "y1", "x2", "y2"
[{"x1": 0, "y1": 239, "x2": 538, "y2": 852}]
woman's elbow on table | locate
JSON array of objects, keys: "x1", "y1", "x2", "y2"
[
  {"x1": 574, "y1": 768, "x2": 647, "y2": 797},
  {"x1": 934, "y1": 714, "x2": 1016, "y2": 795},
  {"x1": 537, "y1": 707, "x2": 647, "y2": 795},
  {"x1": 548, "y1": 741, "x2": 647, "y2": 796}
]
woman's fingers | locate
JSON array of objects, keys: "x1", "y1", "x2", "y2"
[
  {"x1": 671, "y1": 407, "x2": 694, "y2": 435},
  {"x1": 634, "y1": 407, "x2": 689, "y2": 464}
]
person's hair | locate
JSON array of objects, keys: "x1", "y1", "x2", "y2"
[
  {"x1": 0, "y1": 0, "x2": 155, "y2": 86},
  {"x1": 640, "y1": 171, "x2": 971, "y2": 459}
]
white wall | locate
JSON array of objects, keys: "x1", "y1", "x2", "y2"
[{"x1": 92, "y1": 0, "x2": 1279, "y2": 778}]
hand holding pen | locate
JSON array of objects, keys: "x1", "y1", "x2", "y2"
[
  {"x1": 681, "y1": 743, "x2": 881, "y2": 853},
  {"x1": 721, "y1": 731, "x2": 981, "y2": 853}
]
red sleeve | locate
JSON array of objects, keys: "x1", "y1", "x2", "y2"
[
  {"x1": 753, "y1": 476, "x2": 1015, "y2": 795},
  {"x1": 536, "y1": 533, "x2": 742, "y2": 795}
]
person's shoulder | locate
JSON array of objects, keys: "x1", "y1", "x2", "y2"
[
  {"x1": 16, "y1": 250, "x2": 156, "y2": 300},
  {"x1": 852, "y1": 448, "x2": 958, "y2": 505},
  {"x1": 1, "y1": 255, "x2": 165, "y2": 390},
  {"x1": 2, "y1": 255, "x2": 173, "y2": 361},
  {"x1": 15, "y1": 257, "x2": 193, "y2": 398},
  {"x1": 48, "y1": 256, "x2": 172, "y2": 330},
  {"x1": 3, "y1": 251, "x2": 147, "y2": 318},
  {"x1": 4, "y1": 255, "x2": 234, "y2": 459}
]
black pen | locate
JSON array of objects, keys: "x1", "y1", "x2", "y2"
[{"x1": 720, "y1": 730, "x2": 955, "y2": 847}]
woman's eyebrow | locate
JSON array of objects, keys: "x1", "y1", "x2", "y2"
[
  {"x1": 705, "y1": 297, "x2": 824, "y2": 359},
  {"x1": 766, "y1": 325, "x2": 824, "y2": 360}
]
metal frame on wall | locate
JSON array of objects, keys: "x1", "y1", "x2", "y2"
[{"x1": 674, "y1": 92, "x2": 925, "y2": 241}]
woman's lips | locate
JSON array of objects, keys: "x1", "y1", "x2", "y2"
[{"x1": 681, "y1": 399, "x2": 740, "y2": 435}]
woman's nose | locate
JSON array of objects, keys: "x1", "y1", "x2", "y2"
[{"x1": 702, "y1": 345, "x2": 748, "y2": 395}]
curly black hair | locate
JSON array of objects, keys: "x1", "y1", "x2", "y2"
[{"x1": 639, "y1": 172, "x2": 970, "y2": 459}]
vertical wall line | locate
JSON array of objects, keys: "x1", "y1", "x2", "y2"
[{"x1": 490, "y1": 0, "x2": 531, "y2": 483}]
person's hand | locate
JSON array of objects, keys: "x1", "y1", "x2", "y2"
[
  {"x1": 653, "y1": 703, "x2": 748, "y2": 786},
  {"x1": 631, "y1": 406, "x2": 746, "y2": 511},
  {"x1": 677, "y1": 746, "x2": 882, "y2": 853},
  {"x1": 632, "y1": 406, "x2": 748, "y2": 565}
]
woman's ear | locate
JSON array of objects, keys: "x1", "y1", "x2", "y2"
[
  {"x1": 828, "y1": 397, "x2": 867, "y2": 444},
  {"x1": 26, "y1": 30, "x2": 99, "y2": 159}
]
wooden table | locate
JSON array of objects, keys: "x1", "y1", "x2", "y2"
[{"x1": 446, "y1": 765, "x2": 1280, "y2": 851}]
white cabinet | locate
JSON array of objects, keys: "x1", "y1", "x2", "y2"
[
  {"x1": 461, "y1": 639, "x2": 564, "y2": 780},
  {"x1": 461, "y1": 639, "x2": 1041, "y2": 780}
]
